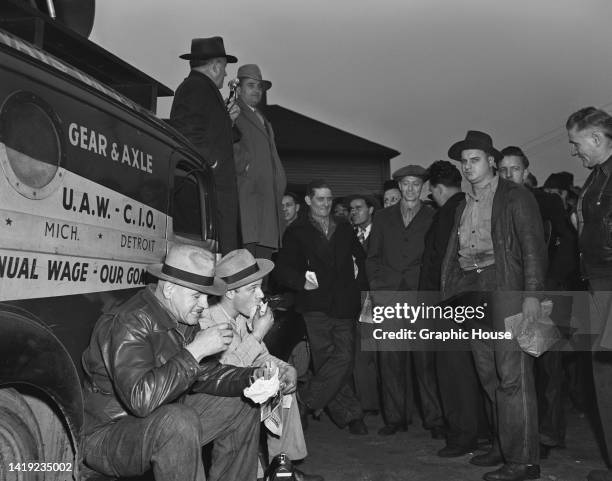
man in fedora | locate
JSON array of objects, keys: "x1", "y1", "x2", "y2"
[
  {"x1": 171, "y1": 37, "x2": 241, "y2": 254},
  {"x1": 81, "y1": 244, "x2": 267, "y2": 481},
  {"x1": 442, "y1": 130, "x2": 547, "y2": 481},
  {"x1": 233, "y1": 64, "x2": 287, "y2": 259},
  {"x1": 201, "y1": 249, "x2": 323, "y2": 481},
  {"x1": 366, "y1": 165, "x2": 444, "y2": 437}
]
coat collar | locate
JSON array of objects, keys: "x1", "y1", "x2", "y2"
[
  {"x1": 188, "y1": 70, "x2": 224, "y2": 105},
  {"x1": 237, "y1": 98, "x2": 268, "y2": 136}
]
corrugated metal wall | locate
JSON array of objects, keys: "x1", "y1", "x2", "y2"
[{"x1": 281, "y1": 155, "x2": 389, "y2": 197}]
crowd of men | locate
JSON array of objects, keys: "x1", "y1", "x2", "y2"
[{"x1": 78, "y1": 34, "x2": 612, "y2": 481}]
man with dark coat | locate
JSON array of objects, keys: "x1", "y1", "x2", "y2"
[
  {"x1": 233, "y1": 64, "x2": 287, "y2": 258},
  {"x1": 170, "y1": 37, "x2": 241, "y2": 254},
  {"x1": 81, "y1": 244, "x2": 266, "y2": 481},
  {"x1": 366, "y1": 165, "x2": 436, "y2": 436},
  {"x1": 497, "y1": 146, "x2": 578, "y2": 459},
  {"x1": 274, "y1": 179, "x2": 367, "y2": 435},
  {"x1": 565, "y1": 107, "x2": 612, "y2": 481},
  {"x1": 442, "y1": 131, "x2": 547, "y2": 481},
  {"x1": 420, "y1": 160, "x2": 490, "y2": 457}
]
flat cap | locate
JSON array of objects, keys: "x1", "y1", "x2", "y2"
[{"x1": 392, "y1": 164, "x2": 428, "y2": 181}]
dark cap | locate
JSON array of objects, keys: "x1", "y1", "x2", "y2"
[
  {"x1": 392, "y1": 165, "x2": 428, "y2": 181},
  {"x1": 543, "y1": 173, "x2": 573, "y2": 192}
]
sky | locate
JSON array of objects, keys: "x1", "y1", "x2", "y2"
[{"x1": 91, "y1": 0, "x2": 612, "y2": 187}]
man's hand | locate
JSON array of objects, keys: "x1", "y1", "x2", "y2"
[
  {"x1": 278, "y1": 364, "x2": 297, "y2": 394},
  {"x1": 252, "y1": 361, "x2": 276, "y2": 381},
  {"x1": 252, "y1": 303, "x2": 274, "y2": 341},
  {"x1": 227, "y1": 100, "x2": 241, "y2": 123},
  {"x1": 522, "y1": 296, "x2": 541, "y2": 324},
  {"x1": 185, "y1": 322, "x2": 233, "y2": 362},
  {"x1": 304, "y1": 271, "x2": 319, "y2": 290}
]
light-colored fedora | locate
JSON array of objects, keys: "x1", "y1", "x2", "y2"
[
  {"x1": 215, "y1": 249, "x2": 274, "y2": 290},
  {"x1": 148, "y1": 244, "x2": 226, "y2": 296},
  {"x1": 237, "y1": 64, "x2": 272, "y2": 90}
]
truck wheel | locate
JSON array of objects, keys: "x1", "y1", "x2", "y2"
[{"x1": 0, "y1": 388, "x2": 44, "y2": 481}]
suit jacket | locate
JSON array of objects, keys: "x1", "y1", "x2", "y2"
[
  {"x1": 234, "y1": 99, "x2": 287, "y2": 248},
  {"x1": 366, "y1": 202, "x2": 435, "y2": 292},
  {"x1": 273, "y1": 215, "x2": 364, "y2": 318}
]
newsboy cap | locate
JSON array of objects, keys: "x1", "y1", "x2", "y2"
[{"x1": 392, "y1": 165, "x2": 428, "y2": 181}]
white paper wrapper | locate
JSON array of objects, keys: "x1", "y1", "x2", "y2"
[{"x1": 243, "y1": 368, "x2": 280, "y2": 404}]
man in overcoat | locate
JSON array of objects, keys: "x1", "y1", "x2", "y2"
[
  {"x1": 233, "y1": 64, "x2": 287, "y2": 258},
  {"x1": 170, "y1": 37, "x2": 241, "y2": 254}
]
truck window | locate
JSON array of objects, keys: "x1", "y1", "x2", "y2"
[{"x1": 172, "y1": 164, "x2": 203, "y2": 239}]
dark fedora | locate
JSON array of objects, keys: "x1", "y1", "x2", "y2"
[
  {"x1": 179, "y1": 36, "x2": 237, "y2": 63},
  {"x1": 148, "y1": 244, "x2": 226, "y2": 296},
  {"x1": 448, "y1": 130, "x2": 502, "y2": 162}
]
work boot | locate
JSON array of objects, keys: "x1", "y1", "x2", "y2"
[
  {"x1": 377, "y1": 423, "x2": 408, "y2": 436},
  {"x1": 437, "y1": 444, "x2": 477, "y2": 458},
  {"x1": 470, "y1": 446, "x2": 504, "y2": 467},
  {"x1": 348, "y1": 419, "x2": 368, "y2": 435},
  {"x1": 482, "y1": 463, "x2": 540, "y2": 481}
]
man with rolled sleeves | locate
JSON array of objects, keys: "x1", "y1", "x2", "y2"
[
  {"x1": 441, "y1": 130, "x2": 547, "y2": 481},
  {"x1": 366, "y1": 165, "x2": 437, "y2": 436}
]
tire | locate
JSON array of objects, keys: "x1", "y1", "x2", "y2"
[{"x1": 0, "y1": 388, "x2": 44, "y2": 481}]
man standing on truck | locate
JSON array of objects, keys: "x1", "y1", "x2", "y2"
[
  {"x1": 170, "y1": 37, "x2": 241, "y2": 254},
  {"x1": 81, "y1": 244, "x2": 267, "y2": 481}
]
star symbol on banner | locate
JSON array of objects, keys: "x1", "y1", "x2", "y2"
[
  {"x1": 5, "y1": 218, "x2": 12, "y2": 226},
  {"x1": 97, "y1": 233, "x2": 103, "y2": 239}
]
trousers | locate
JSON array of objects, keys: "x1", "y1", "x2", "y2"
[
  {"x1": 83, "y1": 393, "x2": 260, "y2": 481},
  {"x1": 301, "y1": 312, "x2": 364, "y2": 426}
]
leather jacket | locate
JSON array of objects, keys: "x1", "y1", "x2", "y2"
[
  {"x1": 82, "y1": 286, "x2": 255, "y2": 435},
  {"x1": 440, "y1": 178, "x2": 547, "y2": 303},
  {"x1": 577, "y1": 155, "x2": 612, "y2": 277}
]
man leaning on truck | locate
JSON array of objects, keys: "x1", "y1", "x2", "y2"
[{"x1": 81, "y1": 244, "x2": 266, "y2": 481}]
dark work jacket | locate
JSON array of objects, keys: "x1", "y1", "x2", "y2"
[
  {"x1": 440, "y1": 178, "x2": 547, "y2": 317},
  {"x1": 418, "y1": 192, "x2": 465, "y2": 291},
  {"x1": 273, "y1": 215, "x2": 364, "y2": 318},
  {"x1": 530, "y1": 187, "x2": 578, "y2": 287},
  {"x1": 577, "y1": 155, "x2": 612, "y2": 278},
  {"x1": 366, "y1": 202, "x2": 435, "y2": 291},
  {"x1": 82, "y1": 286, "x2": 254, "y2": 436}
]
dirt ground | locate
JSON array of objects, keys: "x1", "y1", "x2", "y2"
[{"x1": 296, "y1": 408, "x2": 607, "y2": 481}]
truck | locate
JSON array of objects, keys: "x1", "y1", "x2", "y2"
[{"x1": 0, "y1": 1, "x2": 219, "y2": 479}]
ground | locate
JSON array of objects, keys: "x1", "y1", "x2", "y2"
[{"x1": 296, "y1": 408, "x2": 607, "y2": 481}]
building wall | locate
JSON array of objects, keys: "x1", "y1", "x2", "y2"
[{"x1": 281, "y1": 154, "x2": 390, "y2": 197}]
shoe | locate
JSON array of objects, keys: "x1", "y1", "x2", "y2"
[
  {"x1": 294, "y1": 467, "x2": 325, "y2": 481},
  {"x1": 482, "y1": 463, "x2": 540, "y2": 481},
  {"x1": 437, "y1": 444, "x2": 477, "y2": 457},
  {"x1": 348, "y1": 419, "x2": 368, "y2": 435},
  {"x1": 588, "y1": 470, "x2": 612, "y2": 481},
  {"x1": 377, "y1": 423, "x2": 408, "y2": 436},
  {"x1": 470, "y1": 448, "x2": 504, "y2": 467},
  {"x1": 430, "y1": 426, "x2": 447, "y2": 440}
]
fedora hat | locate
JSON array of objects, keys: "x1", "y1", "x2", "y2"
[
  {"x1": 216, "y1": 249, "x2": 274, "y2": 290},
  {"x1": 448, "y1": 130, "x2": 502, "y2": 162},
  {"x1": 148, "y1": 244, "x2": 226, "y2": 296},
  {"x1": 179, "y1": 36, "x2": 237, "y2": 63},
  {"x1": 392, "y1": 164, "x2": 428, "y2": 181},
  {"x1": 237, "y1": 64, "x2": 272, "y2": 90}
]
